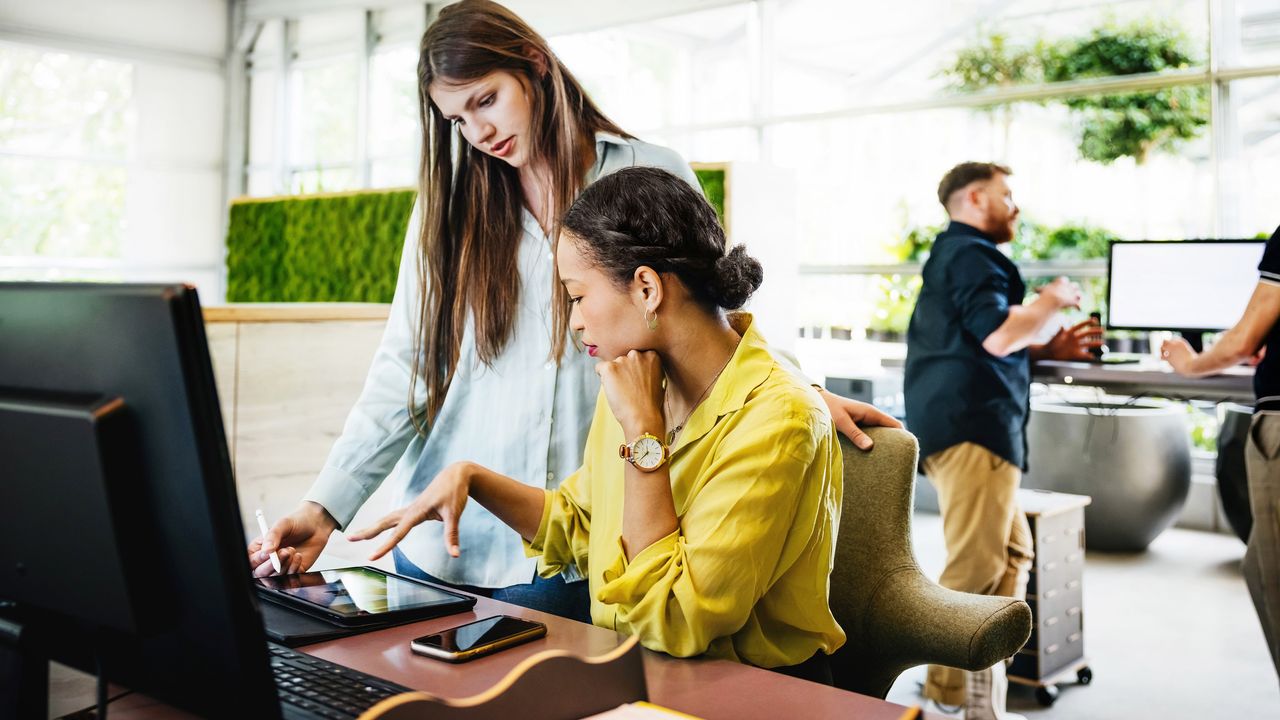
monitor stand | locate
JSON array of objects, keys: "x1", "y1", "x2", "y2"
[{"x1": 1180, "y1": 331, "x2": 1205, "y2": 354}]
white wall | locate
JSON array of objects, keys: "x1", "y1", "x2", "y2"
[{"x1": 1, "y1": 0, "x2": 230, "y2": 297}]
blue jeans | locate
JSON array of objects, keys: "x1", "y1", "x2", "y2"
[{"x1": 393, "y1": 549, "x2": 591, "y2": 624}]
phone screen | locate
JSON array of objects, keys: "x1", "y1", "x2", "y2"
[{"x1": 415, "y1": 615, "x2": 543, "y2": 653}]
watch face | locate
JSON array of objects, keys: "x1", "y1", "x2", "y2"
[{"x1": 633, "y1": 436, "x2": 665, "y2": 470}]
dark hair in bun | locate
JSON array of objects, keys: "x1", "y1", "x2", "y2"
[{"x1": 561, "y1": 166, "x2": 763, "y2": 310}]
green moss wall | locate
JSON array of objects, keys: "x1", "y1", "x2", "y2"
[
  {"x1": 226, "y1": 188, "x2": 416, "y2": 302},
  {"x1": 225, "y1": 168, "x2": 728, "y2": 303},
  {"x1": 694, "y1": 167, "x2": 726, "y2": 228}
]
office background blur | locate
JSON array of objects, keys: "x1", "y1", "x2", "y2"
[{"x1": 5, "y1": 2, "x2": 1280, "y2": 716}]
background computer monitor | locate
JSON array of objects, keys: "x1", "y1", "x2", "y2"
[
  {"x1": 1107, "y1": 240, "x2": 1265, "y2": 349},
  {"x1": 0, "y1": 283, "x2": 281, "y2": 717}
]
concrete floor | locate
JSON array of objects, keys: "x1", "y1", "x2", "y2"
[{"x1": 887, "y1": 511, "x2": 1280, "y2": 718}]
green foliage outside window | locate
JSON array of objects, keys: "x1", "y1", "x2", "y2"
[
  {"x1": 884, "y1": 220, "x2": 945, "y2": 264},
  {"x1": 946, "y1": 33, "x2": 1041, "y2": 93},
  {"x1": 885, "y1": 218, "x2": 1115, "y2": 265},
  {"x1": 944, "y1": 21, "x2": 1208, "y2": 165},
  {"x1": 867, "y1": 218, "x2": 941, "y2": 339},
  {"x1": 869, "y1": 219, "x2": 1117, "y2": 338},
  {"x1": 941, "y1": 33, "x2": 1043, "y2": 151},
  {"x1": 1043, "y1": 23, "x2": 1208, "y2": 164},
  {"x1": 867, "y1": 273, "x2": 922, "y2": 339},
  {"x1": 1011, "y1": 223, "x2": 1116, "y2": 319},
  {"x1": 1010, "y1": 221, "x2": 1117, "y2": 261}
]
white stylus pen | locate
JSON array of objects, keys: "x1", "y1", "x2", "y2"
[{"x1": 255, "y1": 508, "x2": 283, "y2": 574}]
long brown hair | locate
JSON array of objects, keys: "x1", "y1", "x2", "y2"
[{"x1": 410, "y1": 0, "x2": 627, "y2": 433}]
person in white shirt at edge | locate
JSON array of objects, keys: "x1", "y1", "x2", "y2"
[{"x1": 246, "y1": 0, "x2": 900, "y2": 621}]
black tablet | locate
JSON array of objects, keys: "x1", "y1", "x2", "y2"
[{"x1": 254, "y1": 566, "x2": 474, "y2": 626}]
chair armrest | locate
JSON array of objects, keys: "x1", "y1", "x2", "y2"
[{"x1": 865, "y1": 567, "x2": 1032, "y2": 672}]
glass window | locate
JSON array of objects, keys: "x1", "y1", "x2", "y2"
[
  {"x1": 248, "y1": 11, "x2": 423, "y2": 195},
  {"x1": 689, "y1": 127, "x2": 759, "y2": 163},
  {"x1": 1234, "y1": 0, "x2": 1280, "y2": 68},
  {"x1": 553, "y1": 28, "x2": 694, "y2": 132},
  {"x1": 768, "y1": 109, "x2": 973, "y2": 267},
  {"x1": 770, "y1": 0, "x2": 1208, "y2": 116},
  {"x1": 289, "y1": 167, "x2": 356, "y2": 195},
  {"x1": 289, "y1": 10, "x2": 368, "y2": 190},
  {"x1": 654, "y1": 5, "x2": 754, "y2": 126},
  {"x1": 288, "y1": 58, "x2": 358, "y2": 187},
  {"x1": 0, "y1": 45, "x2": 133, "y2": 258},
  {"x1": 370, "y1": 158, "x2": 416, "y2": 188},
  {"x1": 247, "y1": 169, "x2": 275, "y2": 197},
  {"x1": 551, "y1": 3, "x2": 755, "y2": 132},
  {"x1": 247, "y1": 69, "x2": 279, "y2": 174},
  {"x1": 0, "y1": 157, "x2": 127, "y2": 258},
  {"x1": 0, "y1": 46, "x2": 134, "y2": 158},
  {"x1": 999, "y1": 94, "x2": 1214, "y2": 242},
  {"x1": 369, "y1": 45, "x2": 420, "y2": 167},
  {"x1": 1230, "y1": 76, "x2": 1280, "y2": 238},
  {"x1": 2, "y1": 40, "x2": 223, "y2": 297},
  {"x1": 769, "y1": 82, "x2": 1213, "y2": 272}
]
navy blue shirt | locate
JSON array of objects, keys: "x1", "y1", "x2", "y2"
[
  {"x1": 1255, "y1": 225, "x2": 1280, "y2": 403},
  {"x1": 904, "y1": 221, "x2": 1030, "y2": 470}
]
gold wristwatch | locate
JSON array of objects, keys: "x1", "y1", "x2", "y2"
[{"x1": 619, "y1": 432, "x2": 670, "y2": 472}]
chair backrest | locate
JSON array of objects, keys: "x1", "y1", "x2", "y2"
[
  {"x1": 829, "y1": 428, "x2": 922, "y2": 659},
  {"x1": 828, "y1": 427, "x2": 1032, "y2": 698},
  {"x1": 834, "y1": 428, "x2": 922, "y2": 582}
]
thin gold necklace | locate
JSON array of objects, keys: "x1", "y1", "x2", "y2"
[{"x1": 664, "y1": 336, "x2": 740, "y2": 446}]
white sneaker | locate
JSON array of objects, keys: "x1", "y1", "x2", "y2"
[{"x1": 963, "y1": 661, "x2": 1026, "y2": 720}]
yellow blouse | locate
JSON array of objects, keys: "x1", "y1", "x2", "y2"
[{"x1": 525, "y1": 314, "x2": 846, "y2": 668}]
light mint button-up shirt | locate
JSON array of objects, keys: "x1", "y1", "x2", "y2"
[{"x1": 304, "y1": 133, "x2": 700, "y2": 588}]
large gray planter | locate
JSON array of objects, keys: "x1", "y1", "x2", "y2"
[{"x1": 1024, "y1": 398, "x2": 1191, "y2": 552}]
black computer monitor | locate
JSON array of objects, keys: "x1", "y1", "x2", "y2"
[
  {"x1": 0, "y1": 283, "x2": 281, "y2": 717},
  {"x1": 1107, "y1": 239, "x2": 1266, "y2": 351}
]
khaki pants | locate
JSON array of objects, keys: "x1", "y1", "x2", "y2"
[
  {"x1": 1246, "y1": 412, "x2": 1280, "y2": 682},
  {"x1": 922, "y1": 442, "x2": 1034, "y2": 706}
]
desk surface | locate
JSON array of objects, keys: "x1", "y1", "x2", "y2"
[
  {"x1": 1031, "y1": 359, "x2": 1254, "y2": 403},
  {"x1": 86, "y1": 593, "x2": 933, "y2": 720}
]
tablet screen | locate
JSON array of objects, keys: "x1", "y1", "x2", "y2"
[{"x1": 255, "y1": 567, "x2": 463, "y2": 618}]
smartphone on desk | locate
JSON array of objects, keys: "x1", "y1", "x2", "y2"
[{"x1": 411, "y1": 615, "x2": 546, "y2": 662}]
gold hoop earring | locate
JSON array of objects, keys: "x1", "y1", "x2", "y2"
[{"x1": 645, "y1": 309, "x2": 659, "y2": 331}]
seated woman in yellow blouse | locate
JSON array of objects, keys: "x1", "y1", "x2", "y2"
[{"x1": 349, "y1": 166, "x2": 845, "y2": 677}]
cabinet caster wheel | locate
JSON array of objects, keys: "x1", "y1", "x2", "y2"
[
  {"x1": 1077, "y1": 667, "x2": 1093, "y2": 685},
  {"x1": 1035, "y1": 685, "x2": 1059, "y2": 707}
]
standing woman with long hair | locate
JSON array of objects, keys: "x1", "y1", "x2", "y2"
[{"x1": 248, "y1": 0, "x2": 897, "y2": 621}]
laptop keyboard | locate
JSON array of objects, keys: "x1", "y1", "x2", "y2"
[{"x1": 269, "y1": 643, "x2": 412, "y2": 719}]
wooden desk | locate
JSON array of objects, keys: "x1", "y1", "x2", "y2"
[
  {"x1": 1031, "y1": 359, "x2": 1254, "y2": 403},
  {"x1": 81, "y1": 593, "x2": 934, "y2": 720}
]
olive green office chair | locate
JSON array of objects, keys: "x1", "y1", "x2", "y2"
[{"x1": 828, "y1": 427, "x2": 1033, "y2": 698}]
